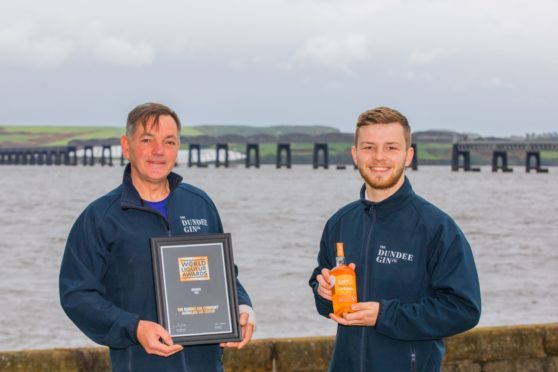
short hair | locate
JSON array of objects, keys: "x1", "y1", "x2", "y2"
[
  {"x1": 126, "y1": 103, "x2": 181, "y2": 136},
  {"x1": 355, "y1": 106, "x2": 411, "y2": 148}
]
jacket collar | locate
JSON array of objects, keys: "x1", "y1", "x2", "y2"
[
  {"x1": 359, "y1": 176, "x2": 414, "y2": 214},
  {"x1": 120, "y1": 163, "x2": 183, "y2": 209}
]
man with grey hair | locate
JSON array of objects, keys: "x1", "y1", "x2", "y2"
[{"x1": 60, "y1": 102, "x2": 255, "y2": 371}]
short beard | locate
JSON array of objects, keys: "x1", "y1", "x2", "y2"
[{"x1": 357, "y1": 162, "x2": 406, "y2": 190}]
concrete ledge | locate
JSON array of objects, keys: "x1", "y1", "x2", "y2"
[
  {"x1": 1, "y1": 323, "x2": 557, "y2": 372},
  {"x1": 273, "y1": 336, "x2": 334, "y2": 372},
  {"x1": 0, "y1": 348, "x2": 109, "y2": 372},
  {"x1": 223, "y1": 339, "x2": 273, "y2": 372},
  {"x1": 444, "y1": 324, "x2": 547, "y2": 362}
]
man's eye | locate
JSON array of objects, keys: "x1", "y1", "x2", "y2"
[
  {"x1": 141, "y1": 138, "x2": 150, "y2": 143},
  {"x1": 166, "y1": 141, "x2": 176, "y2": 146}
]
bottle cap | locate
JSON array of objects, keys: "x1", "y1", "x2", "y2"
[{"x1": 336, "y1": 242, "x2": 344, "y2": 257}]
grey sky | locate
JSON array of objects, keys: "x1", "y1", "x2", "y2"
[{"x1": 1, "y1": 0, "x2": 557, "y2": 136}]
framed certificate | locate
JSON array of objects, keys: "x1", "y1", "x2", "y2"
[{"x1": 150, "y1": 233, "x2": 241, "y2": 345}]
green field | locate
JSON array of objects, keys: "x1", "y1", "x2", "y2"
[
  {"x1": 191, "y1": 125, "x2": 339, "y2": 137},
  {"x1": 415, "y1": 143, "x2": 452, "y2": 161},
  {"x1": 0, "y1": 125, "x2": 201, "y2": 147}
]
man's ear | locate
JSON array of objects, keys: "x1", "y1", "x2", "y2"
[
  {"x1": 405, "y1": 145, "x2": 414, "y2": 167},
  {"x1": 351, "y1": 145, "x2": 357, "y2": 167},
  {"x1": 121, "y1": 135, "x2": 130, "y2": 160}
]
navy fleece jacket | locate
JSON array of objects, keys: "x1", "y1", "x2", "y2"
[
  {"x1": 309, "y1": 177, "x2": 481, "y2": 372},
  {"x1": 60, "y1": 165, "x2": 251, "y2": 372}
]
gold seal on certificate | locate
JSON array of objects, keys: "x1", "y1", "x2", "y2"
[{"x1": 150, "y1": 233, "x2": 241, "y2": 345}]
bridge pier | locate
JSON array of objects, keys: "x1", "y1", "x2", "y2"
[
  {"x1": 67, "y1": 146, "x2": 78, "y2": 166},
  {"x1": 20, "y1": 150, "x2": 30, "y2": 165},
  {"x1": 60, "y1": 148, "x2": 71, "y2": 166},
  {"x1": 28, "y1": 150, "x2": 39, "y2": 165},
  {"x1": 100, "y1": 145, "x2": 113, "y2": 166},
  {"x1": 410, "y1": 143, "x2": 418, "y2": 170},
  {"x1": 188, "y1": 144, "x2": 205, "y2": 167},
  {"x1": 525, "y1": 151, "x2": 548, "y2": 173},
  {"x1": 276, "y1": 143, "x2": 292, "y2": 168},
  {"x1": 18, "y1": 151, "x2": 25, "y2": 165},
  {"x1": 6, "y1": 151, "x2": 14, "y2": 165},
  {"x1": 492, "y1": 151, "x2": 513, "y2": 172},
  {"x1": 82, "y1": 146, "x2": 94, "y2": 166},
  {"x1": 37, "y1": 150, "x2": 48, "y2": 165},
  {"x1": 451, "y1": 145, "x2": 480, "y2": 172},
  {"x1": 46, "y1": 150, "x2": 56, "y2": 165},
  {"x1": 313, "y1": 143, "x2": 329, "y2": 169},
  {"x1": 215, "y1": 143, "x2": 229, "y2": 168},
  {"x1": 245, "y1": 143, "x2": 260, "y2": 168},
  {"x1": 9, "y1": 151, "x2": 17, "y2": 165}
]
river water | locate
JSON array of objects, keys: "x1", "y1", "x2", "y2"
[{"x1": 0, "y1": 165, "x2": 557, "y2": 351}]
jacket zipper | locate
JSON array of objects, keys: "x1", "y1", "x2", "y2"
[
  {"x1": 410, "y1": 345, "x2": 417, "y2": 372},
  {"x1": 159, "y1": 215, "x2": 171, "y2": 237},
  {"x1": 122, "y1": 201, "x2": 172, "y2": 237},
  {"x1": 127, "y1": 347, "x2": 132, "y2": 372},
  {"x1": 164, "y1": 202, "x2": 172, "y2": 236},
  {"x1": 360, "y1": 205, "x2": 376, "y2": 372}
]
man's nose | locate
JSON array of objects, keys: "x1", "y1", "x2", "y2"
[
  {"x1": 152, "y1": 141, "x2": 164, "y2": 154},
  {"x1": 372, "y1": 148, "x2": 386, "y2": 160}
]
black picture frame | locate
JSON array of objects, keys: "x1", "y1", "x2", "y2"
[{"x1": 150, "y1": 233, "x2": 241, "y2": 345}]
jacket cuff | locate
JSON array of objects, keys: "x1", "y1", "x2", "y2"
[
  {"x1": 239, "y1": 304, "x2": 256, "y2": 327},
  {"x1": 131, "y1": 315, "x2": 141, "y2": 344}
]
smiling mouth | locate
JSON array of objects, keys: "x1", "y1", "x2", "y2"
[
  {"x1": 147, "y1": 160, "x2": 166, "y2": 165},
  {"x1": 368, "y1": 166, "x2": 391, "y2": 172}
]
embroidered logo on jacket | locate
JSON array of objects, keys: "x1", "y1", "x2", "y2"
[
  {"x1": 376, "y1": 245, "x2": 414, "y2": 265},
  {"x1": 180, "y1": 216, "x2": 208, "y2": 233}
]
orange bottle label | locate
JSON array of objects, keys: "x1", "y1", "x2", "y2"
[
  {"x1": 331, "y1": 269, "x2": 357, "y2": 316},
  {"x1": 334, "y1": 274, "x2": 357, "y2": 301}
]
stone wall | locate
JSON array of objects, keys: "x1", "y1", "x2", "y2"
[{"x1": 1, "y1": 323, "x2": 556, "y2": 371}]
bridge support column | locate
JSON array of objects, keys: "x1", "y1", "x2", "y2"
[
  {"x1": 101, "y1": 145, "x2": 113, "y2": 166},
  {"x1": 3, "y1": 151, "x2": 10, "y2": 165},
  {"x1": 188, "y1": 144, "x2": 207, "y2": 167},
  {"x1": 37, "y1": 150, "x2": 48, "y2": 165},
  {"x1": 66, "y1": 146, "x2": 77, "y2": 166},
  {"x1": 245, "y1": 143, "x2": 260, "y2": 168},
  {"x1": 15, "y1": 151, "x2": 24, "y2": 165},
  {"x1": 82, "y1": 146, "x2": 94, "y2": 166},
  {"x1": 20, "y1": 150, "x2": 30, "y2": 165},
  {"x1": 410, "y1": 143, "x2": 418, "y2": 170},
  {"x1": 54, "y1": 150, "x2": 64, "y2": 166},
  {"x1": 60, "y1": 149, "x2": 70, "y2": 165},
  {"x1": 276, "y1": 143, "x2": 291, "y2": 168},
  {"x1": 313, "y1": 143, "x2": 329, "y2": 169},
  {"x1": 525, "y1": 151, "x2": 548, "y2": 173},
  {"x1": 29, "y1": 150, "x2": 41, "y2": 165},
  {"x1": 451, "y1": 145, "x2": 480, "y2": 172},
  {"x1": 46, "y1": 150, "x2": 55, "y2": 165},
  {"x1": 215, "y1": 143, "x2": 229, "y2": 168},
  {"x1": 492, "y1": 151, "x2": 513, "y2": 172}
]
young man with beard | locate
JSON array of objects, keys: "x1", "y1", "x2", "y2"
[
  {"x1": 309, "y1": 106, "x2": 481, "y2": 371},
  {"x1": 60, "y1": 103, "x2": 255, "y2": 372}
]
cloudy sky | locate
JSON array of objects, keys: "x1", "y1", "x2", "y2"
[{"x1": 1, "y1": 0, "x2": 557, "y2": 136}]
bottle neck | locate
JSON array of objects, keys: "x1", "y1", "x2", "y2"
[{"x1": 336, "y1": 256, "x2": 346, "y2": 267}]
